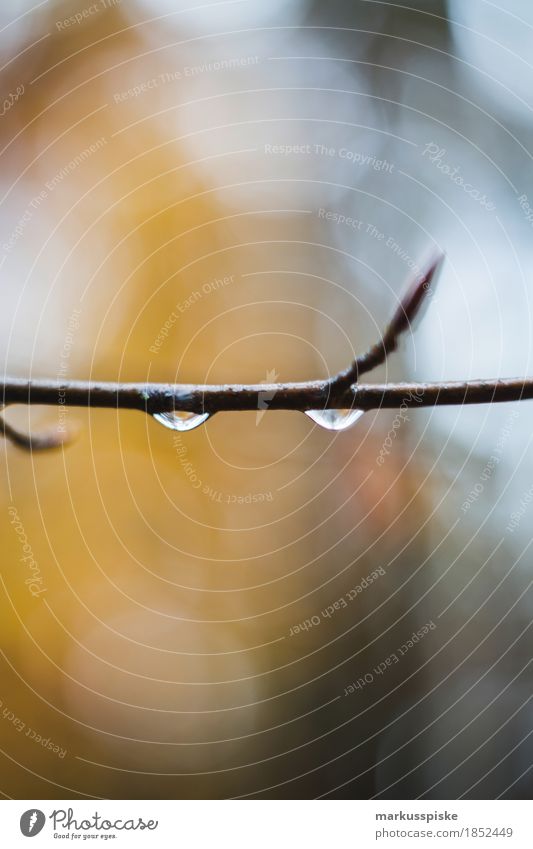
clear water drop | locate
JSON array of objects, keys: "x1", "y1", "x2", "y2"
[
  {"x1": 153, "y1": 411, "x2": 210, "y2": 432},
  {"x1": 305, "y1": 408, "x2": 364, "y2": 431}
]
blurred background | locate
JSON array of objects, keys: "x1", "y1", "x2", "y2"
[{"x1": 0, "y1": 0, "x2": 532, "y2": 799}]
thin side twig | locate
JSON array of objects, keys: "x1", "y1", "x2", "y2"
[
  {"x1": 332, "y1": 254, "x2": 441, "y2": 391},
  {"x1": 0, "y1": 412, "x2": 68, "y2": 451}
]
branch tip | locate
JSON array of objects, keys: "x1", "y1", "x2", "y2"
[
  {"x1": 332, "y1": 253, "x2": 444, "y2": 392},
  {"x1": 1, "y1": 413, "x2": 74, "y2": 452}
]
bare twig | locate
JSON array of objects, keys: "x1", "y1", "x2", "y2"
[
  {"x1": 2, "y1": 376, "x2": 532, "y2": 416},
  {"x1": 332, "y1": 254, "x2": 441, "y2": 391},
  {"x1": 1, "y1": 255, "x2": 531, "y2": 451},
  {"x1": 0, "y1": 411, "x2": 69, "y2": 451}
]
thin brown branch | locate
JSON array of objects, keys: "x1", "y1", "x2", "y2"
[
  {"x1": 1, "y1": 256, "x2": 530, "y2": 451},
  {"x1": 1, "y1": 376, "x2": 532, "y2": 415}
]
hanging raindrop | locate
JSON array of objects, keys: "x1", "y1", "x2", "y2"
[
  {"x1": 153, "y1": 411, "x2": 210, "y2": 432},
  {"x1": 305, "y1": 408, "x2": 364, "y2": 431}
]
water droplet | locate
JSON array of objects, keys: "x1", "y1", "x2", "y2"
[
  {"x1": 153, "y1": 411, "x2": 209, "y2": 432},
  {"x1": 305, "y1": 409, "x2": 364, "y2": 431}
]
